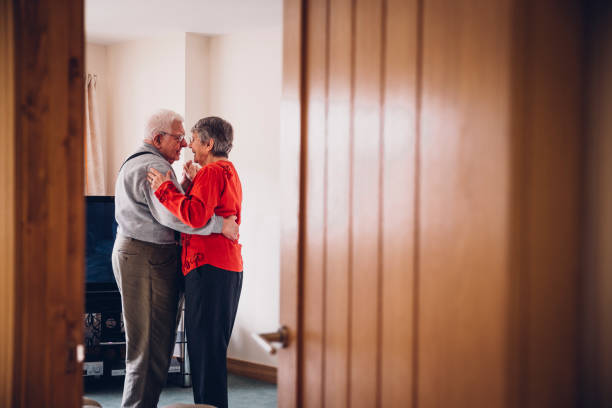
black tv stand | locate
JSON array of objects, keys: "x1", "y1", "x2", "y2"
[
  {"x1": 83, "y1": 290, "x2": 190, "y2": 386},
  {"x1": 85, "y1": 289, "x2": 122, "y2": 314}
]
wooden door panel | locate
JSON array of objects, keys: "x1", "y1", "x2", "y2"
[
  {"x1": 582, "y1": 2, "x2": 612, "y2": 406},
  {"x1": 517, "y1": 2, "x2": 582, "y2": 406},
  {"x1": 0, "y1": 0, "x2": 16, "y2": 405},
  {"x1": 281, "y1": 1, "x2": 583, "y2": 407},
  {"x1": 380, "y1": 0, "x2": 419, "y2": 406},
  {"x1": 279, "y1": 0, "x2": 303, "y2": 406},
  {"x1": 418, "y1": 1, "x2": 513, "y2": 406},
  {"x1": 324, "y1": 0, "x2": 352, "y2": 406},
  {"x1": 302, "y1": 0, "x2": 328, "y2": 406},
  {"x1": 350, "y1": 0, "x2": 384, "y2": 406},
  {"x1": 4, "y1": 0, "x2": 85, "y2": 406}
]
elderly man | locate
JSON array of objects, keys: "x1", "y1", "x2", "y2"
[{"x1": 112, "y1": 109, "x2": 238, "y2": 408}]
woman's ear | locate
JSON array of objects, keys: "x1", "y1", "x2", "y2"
[{"x1": 206, "y1": 138, "x2": 214, "y2": 152}]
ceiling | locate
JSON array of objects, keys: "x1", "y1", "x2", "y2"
[{"x1": 85, "y1": 0, "x2": 283, "y2": 44}]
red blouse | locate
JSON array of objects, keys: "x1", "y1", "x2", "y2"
[{"x1": 155, "y1": 160, "x2": 243, "y2": 274}]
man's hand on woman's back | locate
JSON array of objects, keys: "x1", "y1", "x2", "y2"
[{"x1": 222, "y1": 216, "x2": 239, "y2": 241}]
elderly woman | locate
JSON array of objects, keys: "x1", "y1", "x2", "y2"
[{"x1": 147, "y1": 116, "x2": 242, "y2": 408}]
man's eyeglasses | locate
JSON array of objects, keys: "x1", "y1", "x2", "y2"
[{"x1": 159, "y1": 131, "x2": 185, "y2": 143}]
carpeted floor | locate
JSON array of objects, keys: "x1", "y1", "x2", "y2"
[{"x1": 84, "y1": 373, "x2": 277, "y2": 407}]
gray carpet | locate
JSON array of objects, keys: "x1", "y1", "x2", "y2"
[{"x1": 84, "y1": 374, "x2": 277, "y2": 408}]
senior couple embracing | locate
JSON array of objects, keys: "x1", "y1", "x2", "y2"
[{"x1": 112, "y1": 109, "x2": 242, "y2": 408}]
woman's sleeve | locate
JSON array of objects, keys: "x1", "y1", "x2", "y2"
[{"x1": 154, "y1": 166, "x2": 223, "y2": 229}]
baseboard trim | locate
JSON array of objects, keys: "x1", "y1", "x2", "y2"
[{"x1": 226, "y1": 357, "x2": 277, "y2": 384}]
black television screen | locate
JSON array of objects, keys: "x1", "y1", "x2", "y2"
[{"x1": 86, "y1": 195, "x2": 118, "y2": 292}]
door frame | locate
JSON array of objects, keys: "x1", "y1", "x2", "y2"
[
  {"x1": 0, "y1": 0, "x2": 85, "y2": 406},
  {"x1": 2, "y1": 0, "x2": 305, "y2": 406},
  {"x1": 278, "y1": 0, "x2": 304, "y2": 407}
]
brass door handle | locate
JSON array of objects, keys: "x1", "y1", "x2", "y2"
[{"x1": 252, "y1": 326, "x2": 289, "y2": 355}]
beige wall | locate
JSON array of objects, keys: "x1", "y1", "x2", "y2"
[
  {"x1": 86, "y1": 36, "x2": 188, "y2": 190},
  {"x1": 185, "y1": 33, "x2": 210, "y2": 154},
  {"x1": 85, "y1": 26, "x2": 282, "y2": 367},
  {"x1": 208, "y1": 27, "x2": 282, "y2": 367},
  {"x1": 106, "y1": 34, "x2": 187, "y2": 186}
]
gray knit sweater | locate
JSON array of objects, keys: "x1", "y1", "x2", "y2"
[{"x1": 114, "y1": 143, "x2": 222, "y2": 244}]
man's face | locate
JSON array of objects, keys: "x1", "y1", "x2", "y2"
[{"x1": 155, "y1": 120, "x2": 186, "y2": 163}]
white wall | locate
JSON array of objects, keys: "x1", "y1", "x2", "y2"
[
  {"x1": 208, "y1": 27, "x2": 282, "y2": 367},
  {"x1": 106, "y1": 34, "x2": 187, "y2": 187},
  {"x1": 85, "y1": 26, "x2": 282, "y2": 367},
  {"x1": 184, "y1": 33, "x2": 211, "y2": 164}
]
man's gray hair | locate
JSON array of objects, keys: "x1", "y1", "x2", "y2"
[
  {"x1": 191, "y1": 116, "x2": 234, "y2": 158},
  {"x1": 144, "y1": 109, "x2": 184, "y2": 141}
]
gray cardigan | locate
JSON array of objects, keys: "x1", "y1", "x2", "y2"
[{"x1": 114, "y1": 143, "x2": 222, "y2": 244}]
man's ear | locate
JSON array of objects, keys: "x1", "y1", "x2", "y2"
[{"x1": 152, "y1": 134, "x2": 162, "y2": 148}]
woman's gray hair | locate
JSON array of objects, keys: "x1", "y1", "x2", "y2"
[
  {"x1": 144, "y1": 109, "x2": 184, "y2": 141},
  {"x1": 191, "y1": 116, "x2": 234, "y2": 158}
]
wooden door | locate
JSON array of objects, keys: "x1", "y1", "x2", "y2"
[
  {"x1": 279, "y1": 0, "x2": 583, "y2": 407},
  {"x1": 0, "y1": 0, "x2": 85, "y2": 406},
  {"x1": 0, "y1": 0, "x2": 16, "y2": 403},
  {"x1": 582, "y1": 2, "x2": 612, "y2": 406}
]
